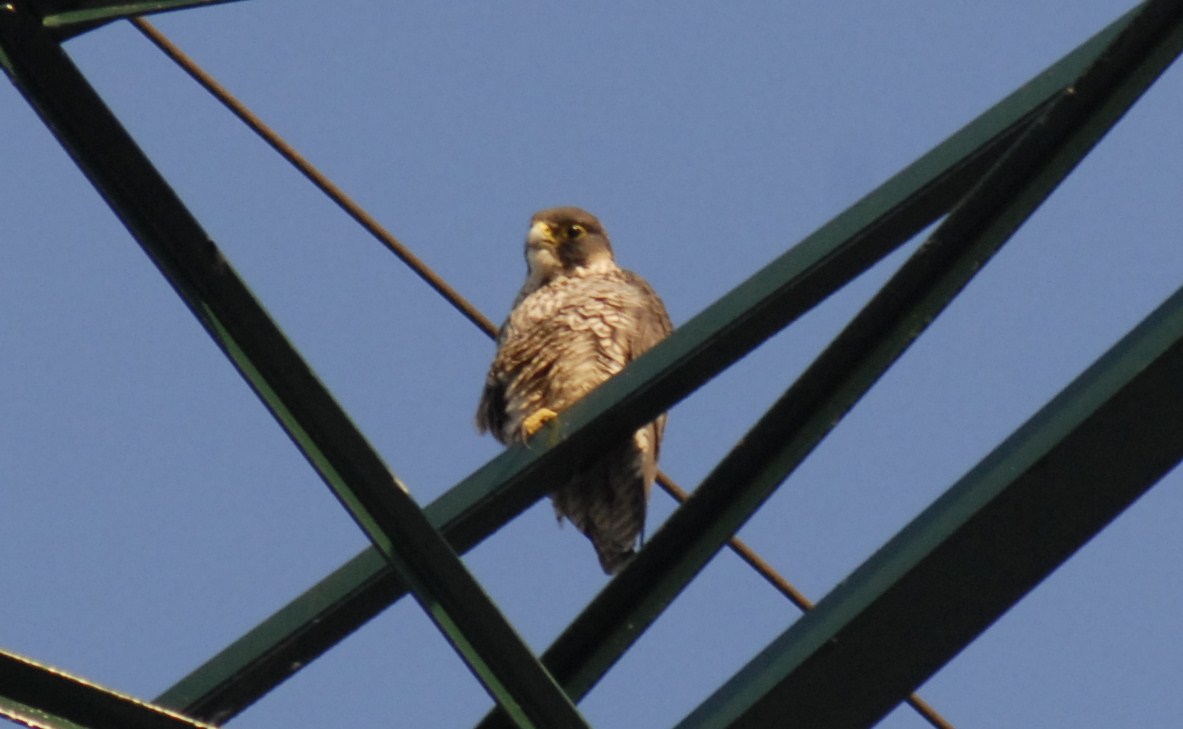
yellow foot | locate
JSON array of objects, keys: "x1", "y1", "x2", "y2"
[{"x1": 522, "y1": 407, "x2": 559, "y2": 439}]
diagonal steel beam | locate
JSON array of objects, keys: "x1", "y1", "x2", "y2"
[
  {"x1": 668, "y1": 3, "x2": 1183, "y2": 727},
  {"x1": 151, "y1": 5, "x2": 1150, "y2": 722},
  {"x1": 0, "y1": 5, "x2": 586, "y2": 728},
  {"x1": 0, "y1": 648, "x2": 217, "y2": 729},
  {"x1": 38, "y1": 0, "x2": 245, "y2": 27},
  {"x1": 23, "y1": 0, "x2": 245, "y2": 39},
  {"x1": 676, "y1": 244, "x2": 1183, "y2": 729},
  {"x1": 474, "y1": 1, "x2": 1183, "y2": 723}
]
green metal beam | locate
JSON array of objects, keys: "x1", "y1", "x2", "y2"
[
  {"x1": 676, "y1": 246, "x2": 1183, "y2": 729},
  {"x1": 153, "y1": 548, "x2": 393, "y2": 723},
  {"x1": 0, "y1": 648, "x2": 216, "y2": 729},
  {"x1": 152, "y1": 5, "x2": 1150, "y2": 723},
  {"x1": 37, "y1": 0, "x2": 245, "y2": 28},
  {"x1": 0, "y1": 5, "x2": 586, "y2": 728},
  {"x1": 473, "y1": 2, "x2": 1183, "y2": 724},
  {"x1": 19, "y1": 0, "x2": 245, "y2": 40},
  {"x1": 666, "y1": 7, "x2": 1183, "y2": 726}
]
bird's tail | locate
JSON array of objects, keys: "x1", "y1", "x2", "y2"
[
  {"x1": 552, "y1": 440, "x2": 649, "y2": 575},
  {"x1": 593, "y1": 541, "x2": 636, "y2": 575}
]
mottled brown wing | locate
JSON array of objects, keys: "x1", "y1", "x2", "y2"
[
  {"x1": 476, "y1": 326, "x2": 511, "y2": 441},
  {"x1": 620, "y1": 270, "x2": 674, "y2": 474},
  {"x1": 553, "y1": 272, "x2": 672, "y2": 573}
]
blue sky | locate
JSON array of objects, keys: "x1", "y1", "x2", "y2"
[{"x1": 3, "y1": 2, "x2": 1182, "y2": 727}]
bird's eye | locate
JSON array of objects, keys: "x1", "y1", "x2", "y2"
[{"x1": 568, "y1": 224, "x2": 586, "y2": 239}]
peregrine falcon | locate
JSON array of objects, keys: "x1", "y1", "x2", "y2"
[{"x1": 477, "y1": 207, "x2": 672, "y2": 574}]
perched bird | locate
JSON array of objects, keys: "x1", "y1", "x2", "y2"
[{"x1": 477, "y1": 207, "x2": 672, "y2": 574}]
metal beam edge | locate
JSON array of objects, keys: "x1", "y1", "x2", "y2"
[
  {"x1": 0, "y1": 649, "x2": 216, "y2": 729},
  {"x1": 39, "y1": 0, "x2": 246, "y2": 29}
]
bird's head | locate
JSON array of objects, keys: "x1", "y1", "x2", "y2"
[{"x1": 524, "y1": 207, "x2": 616, "y2": 283}]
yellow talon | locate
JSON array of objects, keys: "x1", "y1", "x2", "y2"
[{"x1": 522, "y1": 408, "x2": 559, "y2": 439}]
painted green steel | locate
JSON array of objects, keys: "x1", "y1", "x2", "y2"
[
  {"x1": 474, "y1": 2, "x2": 1183, "y2": 724},
  {"x1": 153, "y1": 5, "x2": 1151, "y2": 723},
  {"x1": 666, "y1": 6, "x2": 1183, "y2": 726},
  {"x1": 155, "y1": 547, "x2": 394, "y2": 724},
  {"x1": 677, "y1": 277, "x2": 1183, "y2": 729},
  {"x1": 0, "y1": 697, "x2": 88, "y2": 729},
  {"x1": 0, "y1": 6, "x2": 586, "y2": 729},
  {"x1": 18, "y1": 0, "x2": 244, "y2": 39},
  {"x1": 0, "y1": 649, "x2": 216, "y2": 729},
  {"x1": 37, "y1": 0, "x2": 245, "y2": 28}
]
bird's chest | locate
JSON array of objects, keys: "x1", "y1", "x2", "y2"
[
  {"x1": 497, "y1": 279, "x2": 632, "y2": 406},
  {"x1": 508, "y1": 279, "x2": 626, "y2": 346}
]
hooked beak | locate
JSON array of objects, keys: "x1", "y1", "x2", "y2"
[{"x1": 527, "y1": 220, "x2": 558, "y2": 248}]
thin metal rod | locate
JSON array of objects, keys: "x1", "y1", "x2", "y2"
[
  {"x1": 655, "y1": 478, "x2": 955, "y2": 729},
  {"x1": 130, "y1": 16, "x2": 499, "y2": 337}
]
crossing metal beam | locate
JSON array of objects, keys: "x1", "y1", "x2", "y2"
[
  {"x1": 671, "y1": 4, "x2": 1183, "y2": 722},
  {"x1": 677, "y1": 272, "x2": 1183, "y2": 729},
  {"x1": 0, "y1": 4, "x2": 585, "y2": 728}
]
